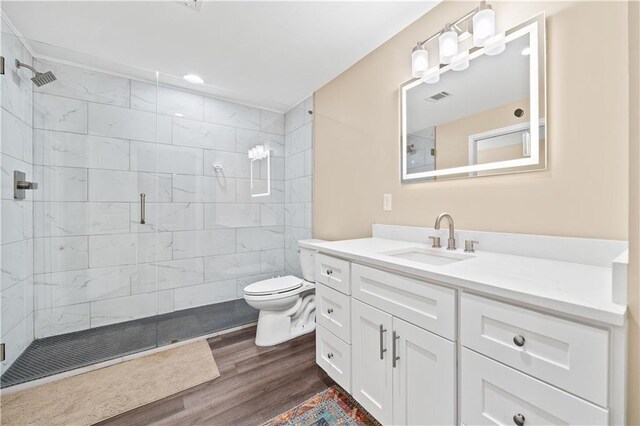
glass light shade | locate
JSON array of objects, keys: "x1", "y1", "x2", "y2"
[
  {"x1": 438, "y1": 29, "x2": 458, "y2": 64},
  {"x1": 484, "y1": 32, "x2": 506, "y2": 56},
  {"x1": 411, "y1": 47, "x2": 429, "y2": 78},
  {"x1": 451, "y1": 51, "x2": 469, "y2": 71},
  {"x1": 473, "y1": 7, "x2": 496, "y2": 47},
  {"x1": 421, "y1": 67, "x2": 440, "y2": 84}
]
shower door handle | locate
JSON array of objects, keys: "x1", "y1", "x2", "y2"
[{"x1": 139, "y1": 193, "x2": 146, "y2": 224}]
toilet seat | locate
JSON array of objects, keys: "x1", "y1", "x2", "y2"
[{"x1": 244, "y1": 275, "x2": 303, "y2": 296}]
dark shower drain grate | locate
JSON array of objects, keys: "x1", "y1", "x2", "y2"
[{"x1": 1, "y1": 299, "x2": 258, "y2": 388}]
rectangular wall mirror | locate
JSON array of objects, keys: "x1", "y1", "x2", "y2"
[{"x1": 401, "y1": 14, "x2": 546, "y2": 183}]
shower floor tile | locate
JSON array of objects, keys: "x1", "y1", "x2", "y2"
[{"x1": 1, "y1": 299, "x2": 258, "y2": 388}]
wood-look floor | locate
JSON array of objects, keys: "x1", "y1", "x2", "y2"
[{"x1": 98, "y1": 326, "x2": 334, "y2": 426}]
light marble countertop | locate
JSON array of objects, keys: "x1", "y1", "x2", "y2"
[{"x1": 300, "y1": 237, "x2": 627, "y2": 326}]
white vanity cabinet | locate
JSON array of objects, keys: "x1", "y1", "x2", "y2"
[{"x1": 313, "y1": 252, "x2": 620, "y2": 426}]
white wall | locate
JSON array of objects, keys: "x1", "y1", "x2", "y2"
[
  {"x1": 31, "y1": 59, "x2": 287, "y2": 338},
  {"x1": 1, "y1": 17, "x2": 35, "y2": 373},
  {"x1": 284, "y1": 96, "x2": 313, "y2": 277}
]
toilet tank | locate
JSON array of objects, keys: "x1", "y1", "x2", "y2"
[{"x1": 298, "y1": 239, "x2": 325, "y2": 282}]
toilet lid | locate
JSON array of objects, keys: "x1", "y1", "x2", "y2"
[{"x1": 244, "y1": 275, "x2": 303, "y2": 296}]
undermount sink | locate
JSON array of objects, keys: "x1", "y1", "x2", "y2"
[{"x1": 379, "y1": 247, "x2": 472, "y2": 266}]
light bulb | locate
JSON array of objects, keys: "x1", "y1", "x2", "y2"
[
  {"x1": 411, "y1": 44, "x2": 429, "y2": 78},
  {"x1": 438, "y1": 26, "x2": 458, "y2": 64},
  {"x1": 484, "y1": 32, "x2": 506, "y2": 56},
  {"x1": 473, "y1": 4, "x2": 495, "y2": 47},
  {"x1": 421, "y1": 67, "x2": 440, "y2": 84},
  {"x1": 451, "y1": 51, "x2": 469, "y2": 71},
  {"x1": 183, "y1": 74, "x2": 204, "y2": 84}
]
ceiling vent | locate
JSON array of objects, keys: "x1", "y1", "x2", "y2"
[
  {"x1": 426, "y1": 91, "x2": 452, "y2": 103},
  {"x1": 176, "y1": 0, "x2": 202, "y2": 12}
]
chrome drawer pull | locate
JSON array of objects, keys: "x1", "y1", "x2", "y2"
[
  {"x1": 513, "y1": 335, "x2": 526, "y2": 347},
  {"x1": 379, "y1": 324, "x2": 387, "y2": 359},
  {"x1": 327, "y1": 308, "x2": 334, "y2": 314},
  {"x1": 392, "y1": 331, "x2": 400, "y2": 368},
  {"x1": 139, "y1": 193, "x2": 146, "y2": 224},
  {"x1": 513, "y1": 413, "x2": 525, "y2": 426},
  {"x1": 327, "y1": 352, "x2": 334, "y2": 359}
]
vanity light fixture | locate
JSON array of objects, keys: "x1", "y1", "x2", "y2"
[
  {"x1": 439, "y1": 24, "x2": 459, "y2": 64},
  {"x1": 421, "y1": 67, "x2": 440, "y2": 84},
  {"x1": 472, "y1": 1, "x2": 496, "y2": 47},
  {"x1": 411, "y1": 43, "x2": 429, "y2": 78},
  {"x1": 410, "y1": 1, "x2": 499, "y2": 77},
  {"x1": 183, "y1": 74, "x2": 204, "y2": 84}
]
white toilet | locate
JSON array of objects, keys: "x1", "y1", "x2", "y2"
[{"x1": 244, "y1": 240, "x2": 323, "y2": 346}]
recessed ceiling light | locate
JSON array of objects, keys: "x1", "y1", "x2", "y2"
[
  {"x1": 183, "y1": 74, "x2": 204, "y2": 84},
  {"x1": 521, "y1": 47, "x2": 531, "y2": 56}
]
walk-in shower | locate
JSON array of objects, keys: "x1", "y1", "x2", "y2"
[{"x1": 0, "y1": 17, "x2": 313, "y2": 388}]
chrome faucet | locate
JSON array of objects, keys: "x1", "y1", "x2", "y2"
[{"x1": 434, "y1": 213, "x2": 456, "y2": 250}]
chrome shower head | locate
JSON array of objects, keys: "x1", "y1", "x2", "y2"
[{"x1": 15, "y1": 59, "x2": 57, "y2": 87}]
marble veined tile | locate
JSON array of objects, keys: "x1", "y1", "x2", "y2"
[
  {"x1": 131, "y1": 81, "x2": 204, "y2": 121},
  {"x1": 33, "y1": 130, "x2": 130, "y2": 170},
  {"x1": 172, "y1": 228, "x2": 236, "y2": 259},
  {"x1": 261, "y1": 203, "x2": 284, "y2": 226},
  {"x1": 2, "y1": 107, "x2": 31, "y2": 161},
  {"x1": 284, "y1": 226, "x2": 312, "y2": 251},
  {"x1": 33, "y1": 265, "x2": 134, "y2": 310},
  {"x1": 237, "y1": 226, "x2": 284, "y2": 252},
  {"x1": 1, "y1": 26, "x2": 33, "y2": 126},
  {"x1": 287, "y1": 175, "x2": 313, "y2": 203},
  {"x1": 90, "y1": 293, "x2": 157, "y2": 328},
  {"x1": 172, "y1": 117, "x2": 235, "y2": 151},
  {"x1": 285, "y1": 122, "x2": 313, "y2": 157},
  {"x1": 2, "y1": 278, "x2": 32, "y2": 336},
  {"x1": 204, "y1": 97, "x2": 260, "y2": 130},
  {"x1": 2, "y1": 239, "x2": 33, "y2": 291},
  {"x1": 89, "y1": 232, "x2": 172, "y2": 268},
  {"x1": 35, "y1": 304, "x2": 90, "y2": 338},
  {"x1": 33, "y1": 236, "x2": 88, "y2": 274},
  {"x1": 33, "y1": 166, "x2": 88, "y2": 202},
  {"x1": 204, "y1": 251, "x2": 261, "y2": 282},
  {"x1": 284, "y1": 100, "x2": 305, "y2": 135},
  {"x1": 173, "y1": 280, "x2": 237, "y2": 310},
  {"x1": 172, "y1": 175, "x2": 217, "y2": 202},
  {"x1": 35, "y1": 59, "x2": 131, "y2": 107},
  {"x1": 236, "y1": 128, "x2": 284, "y2": 158},
  {"x1": 130, "y1": 202, "x2": 203, "y2": 233},
  {"x1": 34, "y1": 93, "x2": 87, "y2": 134},
  {"x1": 88, "y1": 103, "x2": 156, "y2": 142},
  {"x1": 285, "y1": 249, "x2": 303, "y2": 277},
  {"x1": 88, "y1": 169, "x2": 172, "y2": 202},
  {"x1": 34, "y1": 202, "x2": 130, "y2": 237},
  {"x1": 260, "y1": 110, "x2": 285, "y2": 135},
  {"x1": 131, "y1": 257, "x2": 204, "y2": 294},
  {"x1": 208, "y1": 203, "x2": 260, "y2": 228},
  {"x1": 236, "y1": 178, "x2": 284, "y2": 204},
  {"x1": 131, "y1": 141, "x2": 204, "y2": 175},
  {"x1": 204, "y1": 150, "x2": 250, "y2": 178},
  {"x1": 1, "y1": 199, "x2": 32, "y2": 244},
  {"x1": 261, "y1": 249, "x2": 285, "y2": 274}
]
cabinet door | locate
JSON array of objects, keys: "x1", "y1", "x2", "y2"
[
  {"x1": 351, "y1": 299, "x2": 393, "y2": 425},
  {"x1": 392, "y1": 317, "x2": 456, "y2": 426}
]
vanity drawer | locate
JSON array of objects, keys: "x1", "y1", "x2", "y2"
[
  {"x1": 461, "y1": 348, "x2": 608, "y2": 425},
  {"x1": 460, "y1": 293, "x2": 609, "y2": 406},
  {"x1": 316, "y1": 254, "x2": 351, "y2": 295},
  {"x1": 317, "y1": 284, "x2": 351, "y2": 343},
  {"x1": 316, "y1": 325, "x2": 351, "y2": 392},
  {"x1": 351, "y1": 264, "x2": 456, "y2": 340}
]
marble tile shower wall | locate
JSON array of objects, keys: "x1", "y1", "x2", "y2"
[
  {"x1": 31, "y1": 59, "x2": 286, "y2": 338},
  {"x1": 284, "y1": 97, "x2": 313, "y2": 277},
  {"x1": 1, "y1": 19, "x2": 35, "y2": 373}
]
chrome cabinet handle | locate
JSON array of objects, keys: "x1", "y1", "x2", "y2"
[
  {"x1": 379, "y1": 324, "x2": 387, "y2": 360},
  {"x1": 513, "y1": 413, "x2": 525, "y2": 426},
  {"x1": 392, "y1": 331, "x2": 400, "y2": 368},
  {"x1": 513, "y1": 335, "x2": 525, "y2": 347},
  {"x1": 327, "y1": 352, "x2": 334, "y2": 359},
  {"x1": 139, "y1": 193, "x2": 146, "y2": 224},
  {"x1": 327, "y1": 308, "x2": 334, "y2": 314}
]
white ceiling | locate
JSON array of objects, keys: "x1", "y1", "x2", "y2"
[{"x1": 2, "y1": 1, "x2": 440, "y2": 112}]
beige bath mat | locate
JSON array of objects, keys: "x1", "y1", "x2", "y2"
[{"x1": 0, "y1": 340, "x2": 219, "y2": 425}]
